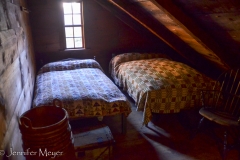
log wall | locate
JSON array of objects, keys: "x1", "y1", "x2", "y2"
[{"x1": 0, "y1": 0, "x2": 35, "y2": 159}]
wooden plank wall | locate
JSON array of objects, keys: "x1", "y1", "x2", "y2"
[
  {"x1": 0, "y1": 0, "x2": 36, "y2": 159},
  {"x1": 27, "y1": 0, "x2": 176, "y2": 73}
]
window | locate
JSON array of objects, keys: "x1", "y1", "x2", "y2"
[{"x1": 63, "y1": 2, "x2": 84, "y2": 49}]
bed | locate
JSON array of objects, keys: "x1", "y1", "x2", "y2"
[
  {"x1": 109, "y1": 53, "x2": 216, "y2": 125},
  {"x1": 32, "y1": 59, "x2": 132, "y2": 133}
]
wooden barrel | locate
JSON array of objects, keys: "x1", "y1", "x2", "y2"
[{"x1": 18, "y1": 100, "x2": 75, "y2": 160}]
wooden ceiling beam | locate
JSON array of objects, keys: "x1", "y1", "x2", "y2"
[
  {"x1": 95, "y1": 0, "x2": 222, "y2": 75},
  {"x1": 95, "y1": 0, "x2": 168, "y2": 44},
  {"x1": 152, "y1": 0, "x2": 231, "y2": 69}
]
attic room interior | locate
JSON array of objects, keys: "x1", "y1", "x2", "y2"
[{"x1": 0, "y1": 0, "x2": 240, "y2": 160}]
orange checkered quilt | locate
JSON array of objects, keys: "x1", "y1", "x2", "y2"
[{"x1": 110, "y1": 53, "x2": 216, "y2": 125}]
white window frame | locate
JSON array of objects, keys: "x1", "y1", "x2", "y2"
[{"x1": 62, "y1": 1, "x2": 84, "y2": 49}]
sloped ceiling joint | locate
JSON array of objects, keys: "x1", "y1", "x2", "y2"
[
  {"x1": 95, "y1": 0, "x2": 160, "y2": 42},
  {"x1": 107, "y1": 1, "x2": 174, "y2": 48},
  {"x1": 151, "y1": 0, "x2": 230, "y2": 70},
  {"x1": 96, "y1": 0, "x2": 222, "y2": 76}
]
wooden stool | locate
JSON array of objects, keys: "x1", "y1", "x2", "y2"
[{"x1": 73, "y1": 125, "x2": 115, "y2": 160}]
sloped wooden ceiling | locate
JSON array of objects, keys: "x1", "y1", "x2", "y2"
[{"x1": 95, "y1": 0, "x2": 240, "y2": 73}]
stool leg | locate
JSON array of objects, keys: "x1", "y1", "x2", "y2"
[
  {"x1": 121, "y1": 113, "x2": 126, "y2": 134},
  {"x1": 238, "y1": 137, "x2": 240, "y2": 160},
  {"x1": 198, "y1": 117, "x2": 205, "y2": 131},
  {"x1": 108, "y1": 145, "x2": 110, "y2": 160},
  {"x1": 222, "y1": 130, "x2": 228, "y2": 160},
  {"x1": 191, "y1": 117, "x2": 205, "y2": 139}
]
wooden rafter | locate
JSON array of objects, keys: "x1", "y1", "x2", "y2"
[
  {"x1": 152, "y1": 0, "x2": 230, "y2": 69},
  {"x1": 95, "y1": 0, "x2": 222, "y2": 75}
]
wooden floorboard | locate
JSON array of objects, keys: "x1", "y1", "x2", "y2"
[{"x1": 70, "y1": 91, "x2": 239, "y2": 160}]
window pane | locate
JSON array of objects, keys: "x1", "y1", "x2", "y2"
[
  {"x1": 64, "y1": 15, "x2": 72, "y2": 25},
  {"x1": 66, "y1": 38, "x2": 74, "y2": 48},
  {"x1": 72, "y1": 3, "x2": 80, "y2": 13},
  {"x1": 63, "y1": 2, "x2": 83, "y2": 49},
  {"x1": 73, "y1": 14, "x2": 81, "y2": 25},
  {"x1": 75, "y1": 38, "x2": 82, "y2": 47},
  {"x1": 74, "y1": 27, "x2": 82, "y2": 37},
  {"x1": 65, "y1": 27, "x2": 73, "y2": 37},
  {"x1": 63, "y1": 3, "x2": 72, "y2": 14}
]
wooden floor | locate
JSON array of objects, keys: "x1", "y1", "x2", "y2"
[{"x1": 70, "y1": 92, "x2": 240, "y2": 160}]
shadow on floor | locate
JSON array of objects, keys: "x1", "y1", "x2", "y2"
[{"x1": 70, "y1": 94, "x2": 239, "y2": 160}]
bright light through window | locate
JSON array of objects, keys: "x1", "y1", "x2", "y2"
[{"x1": 63, "y1": 2, "x2": 83, "y2": 49}]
